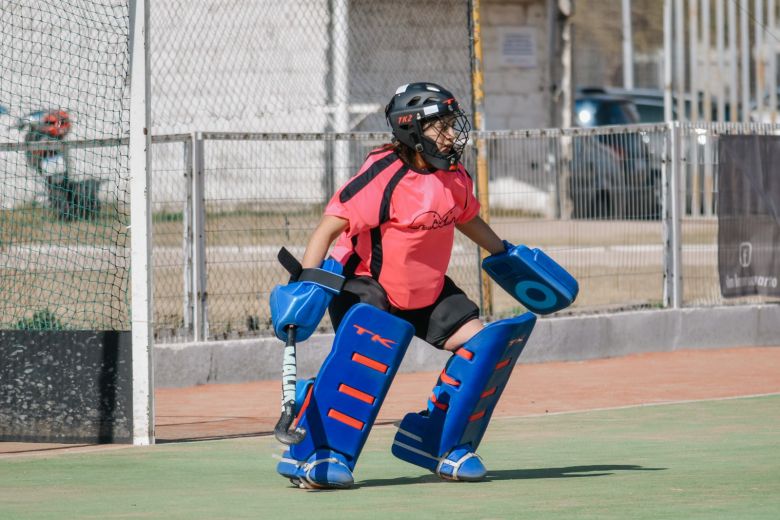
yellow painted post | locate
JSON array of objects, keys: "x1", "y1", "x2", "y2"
[{"x1": 468, "y1": 0, "x2": 492, "y2": 317}]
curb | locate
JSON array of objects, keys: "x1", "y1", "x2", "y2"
[{"x1": 154, "y1": 304, "x2": 780, "y2": 387}]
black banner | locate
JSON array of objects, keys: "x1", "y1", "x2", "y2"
[{"x1": 717, "y1": 135, "x2": 780, "y2": 298}]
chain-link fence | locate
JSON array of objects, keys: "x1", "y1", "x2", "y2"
[
  {"x1": 150, "y1": 0, "x2": 473, "y2": 136},
  {"x1": 146, "y1": 0, "x2": 478, "y2": 340},
  {"x1": 8, "y1": 1, "x2": 774, "y2": 341},
  {"x1": 149, "y1": 132, "x2": 481, "y2": 341},
  {"x1": 479, "y1": 124, "x2": 668, "y2": 318},
  {"x1": 483, "y1": 122, "x2": 779, "y2": 314},
  {"x1": 147, "y1": 122, "x2": 779, "y2": 342},
  {"x1": 675, "y1": 122, "x2": 780, "y2": 307}
]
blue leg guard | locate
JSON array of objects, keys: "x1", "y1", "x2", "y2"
[
  {"x1": 277, "y1": 303, "x2": 414, "y2": 488},
  {"x1": 391, "y1": 312, "x2": 536, "y2": 481}
]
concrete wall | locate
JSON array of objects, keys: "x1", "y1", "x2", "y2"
[
  {"x1": 481, "y1": 0, "x2": 553, "y2": 130},
  {"x1": 152, "y1": 0, "x2": 556, "y2": 134},
  {"x1": 154, "y1": 304, "x2": 780, "y2": 388}
]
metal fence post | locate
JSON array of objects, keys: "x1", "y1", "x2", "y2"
[
  {"x1": 558, "y1": 132, "x2": 573, "y2": 219},
  {"x1": 703, "y1": 132, "x2": 714, "y2": 216},
  {"x1": 663, "y1": 122, "x2": 683, "y2": 308},
  {"x1": 469, "y1": 0, "x2": 492, "y2": 317},
  {"x1": 191, "y1": 132, "x2": 208, "y2": 340},
  {"x1": 182, "y1": 136, "x2": 194, "y2": 336}
]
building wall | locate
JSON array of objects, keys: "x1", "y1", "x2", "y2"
[
  {"x1": 481, "y1": 0, "x2": 554, "y2": 129},
  {"x1": 0, "y1": 0, "x2": 563, "y2": 209}
]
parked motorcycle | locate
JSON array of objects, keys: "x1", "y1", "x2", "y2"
[{"x1": 15, "y1": 109, "x2": 101, "y2": 221}]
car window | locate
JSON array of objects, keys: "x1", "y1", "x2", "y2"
[
  {"x1": 576, "y1": 98, "x2": 642, "y2": 127},
  {"x1": 635, "y1": 103, "x2": 665, "y2": 123},
  {"x1": 598, "y1": 101, "x2": 640, "y2": 125}
]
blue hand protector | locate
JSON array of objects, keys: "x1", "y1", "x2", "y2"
[
  {"x1": 482, "y1": 241, "x2": 579, "y2": 315},
  {"x1": 270, "y1": 258, "x2": 344, "y2": 342}
]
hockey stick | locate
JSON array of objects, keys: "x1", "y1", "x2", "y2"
[
  {"x1": 273, "y1": 325, "x2": 306, "y2": 445},
  {"x1": 273, "y1": 247, "x2": 307, "y2": 445}
]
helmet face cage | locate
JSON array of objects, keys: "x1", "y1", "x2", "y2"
[
  {"x1": 385, "y1": 82, "x2": 471, "y2": 171},
  {"x1": 419, "y1": 109, "x2": 470, "y2": 170}
]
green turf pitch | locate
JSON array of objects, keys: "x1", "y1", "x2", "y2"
[{"x1": 1, "y1": 396, "x2": 778, "y2": 520}]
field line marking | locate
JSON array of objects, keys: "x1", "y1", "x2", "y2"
[{"x1": 490, "y1": 391, "x2": 780, "y2": 421}]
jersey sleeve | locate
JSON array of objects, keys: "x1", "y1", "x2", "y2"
[
  {"x1": 324, "y1": 175, "x2": 383, "y2": 237},
  {"x1": 324, "y1": 149, "x2": 401, "y2": 236},
  {"x1": 456, "y1": 167, "x2": 481, "y2": 224}
]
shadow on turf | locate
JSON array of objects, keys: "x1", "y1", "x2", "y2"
[
  {"x1": 156, "y1": 431, "x2": 272, "y2": 443},
  {"x1": 154, "y1": 419, "x2": 399, "y2": 444},
  {"x1": 356, "y1": 465, "x2": 666, "y2": 488}
]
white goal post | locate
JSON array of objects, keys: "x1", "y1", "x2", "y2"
[{"x1": 129, "y1": 0, "x2": 154, "y2": 446}]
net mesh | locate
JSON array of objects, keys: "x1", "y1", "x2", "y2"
[
  {"x1": 0, "y1": 1, "x2": 131, "y2": 330},
  {"x1": 150, "y1": 0, "x2": 472, "y2": 134},
  {"x1": 149, "y1": 0, "x2": 474, "y2": 339}
]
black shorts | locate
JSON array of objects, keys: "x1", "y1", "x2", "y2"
[{"x1": 328, "y1": 275, "x2": 480, "y2": 349}]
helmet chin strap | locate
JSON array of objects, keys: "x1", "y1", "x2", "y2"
[
  {"x1": 409, "y1": 129, "x2": 424, "y2": 153},
  {"x1": 420, "y1": 134, "x2": 458, "y2": 171},
  {"x1": 406, "y1": 122, "x2": 460, "y2": 171}
]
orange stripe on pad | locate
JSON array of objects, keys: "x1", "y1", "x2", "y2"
[
  {"x1": 480, "y1": 387, "x2": 497, "y2": 399},
  {"x1": 469, "y1": 410, "x2": 486, "y2": 422},
  {"x1": 328, "y1": 409, "x2": 364, "y2": 430},
  {"x1": 338, "y1": 383, "x2": 375, "y2": 405},
  {"x1": 440, "y1": 371, "x2": 460, "y2": 387},
  {"x1": 455, "y1": 348, "x2": 474, "y2": 361},
  {"x1": 292, "y1": 384, "x2": 314, "y2": 429},
  {"x1": 495, "y1": 358, "x2": 512, "y2": 370},
  {"x1": 430, "y1": 393, "x2": 448, "y2": 411},
  {"x1": 352, "y1": 352, "x2": 388, "y2": 373}
]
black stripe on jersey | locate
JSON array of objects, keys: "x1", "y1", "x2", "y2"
[
  {"x1": 343, "y1": 236, "x2": 361, "y2": 277},
  {"x1": 339, "y1": 152, "x2": 398, "y2": 203},
  {"x1": 369, "y1": 227, "x2": 383, "y2": 279},
  {"x1": 379, "y1": 166, "x2": 409, "y2": 223},
  {"x1": 370, "y1": 166, "x2": 410, "y2": 279}
]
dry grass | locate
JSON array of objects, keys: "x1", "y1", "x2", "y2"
[{"x1": 1, "y1": 206, "x2": 744, "y2": 338}]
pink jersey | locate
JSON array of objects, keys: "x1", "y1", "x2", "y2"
[{"x1": 325, "y1": 146, "x2": 480, "y2": 310}]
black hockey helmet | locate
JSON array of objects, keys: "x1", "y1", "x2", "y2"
[{"x1": 385, "y1": 82, "x2": 470, "y2": 171}]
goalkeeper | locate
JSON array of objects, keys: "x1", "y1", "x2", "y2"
[{"x1": 271, "y1": 82, "x2": 577, "y2": 488}]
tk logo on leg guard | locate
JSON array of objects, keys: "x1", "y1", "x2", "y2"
[{"x1": 353, "y1": 325, "x2": 396, "y2": 349}]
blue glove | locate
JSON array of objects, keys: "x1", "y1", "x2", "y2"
[
  {"x1": 483, "y1": 241, "x2": 579, "y2": 315},
  {"x1": 270, "y1": 258, "x2": 344, "y2": 342}
]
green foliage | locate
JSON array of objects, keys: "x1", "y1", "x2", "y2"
[
  {"x1": 15, "y1": 309, "x2": 65, "y2": 330},
  {"x1": 246, "y1": 314, "x2": 260, "y2": 331},
  {"x1": 152, "y1": 210, "x2": 184, "y2": 223}
]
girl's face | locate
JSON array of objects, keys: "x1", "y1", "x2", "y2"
[{"x1": 422, "y1": 116, "x2": 457, "y2": 153}]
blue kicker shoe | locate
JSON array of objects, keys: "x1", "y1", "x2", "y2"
[
  {"x1": 277, "y1": 449, "x2": 354, "y2": 489},
  {"x1": 435, "y1": 445, "x2": 487, "y2": 481}
]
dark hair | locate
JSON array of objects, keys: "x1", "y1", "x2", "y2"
[{"x1": 385, "y1": 140, "x2": 429, "y2": 171}]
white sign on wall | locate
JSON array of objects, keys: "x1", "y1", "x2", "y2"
[{"x1": 498, "y1": 26, "x2": 537, "y2": 68}]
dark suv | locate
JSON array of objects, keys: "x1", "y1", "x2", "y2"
[
  {"x1": 575, "y1": 89, "x2": 642, "y2": 127},
  {"x1": 569, "y1": 89, "x2": 662, "y2": 219}
]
